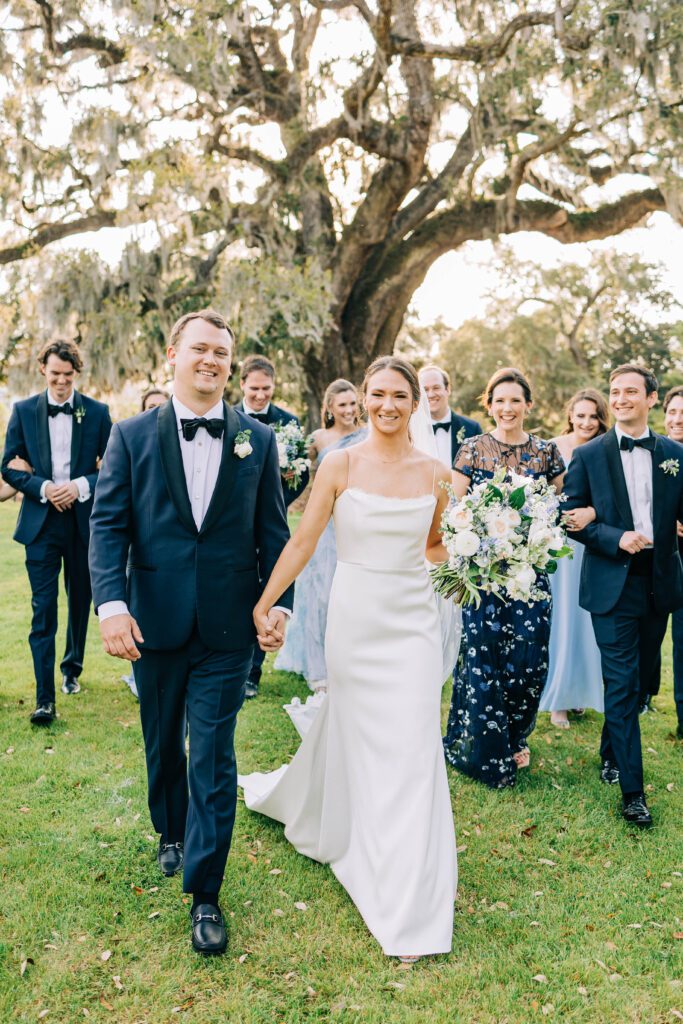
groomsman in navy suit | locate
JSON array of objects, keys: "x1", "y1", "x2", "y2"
[
  {"x1": 418, "y1": 364, "x2": 481, "y2": 466},
  {"x1": 1, "y1": 340, "x2": 112, "y2": 724},
  {"x1": 564, "y1": 364, "x2": 683, "y2": 828},
  {"x1": 236, "y1": 353, "x2": 309, "y2": 698},
  {"x1": 89, "y1": 310, "x2": 292, "y2": 954}
]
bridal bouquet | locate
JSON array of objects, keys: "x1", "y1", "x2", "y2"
[
  {"x1": 273, "y1": 421, "x2": 312, "y2": 490},
  {"x1": 430, "y1": 468, "x2": 571, "y2": 607}
]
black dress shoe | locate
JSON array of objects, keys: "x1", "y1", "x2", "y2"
[
  {"x1": 30, "y1": 703, "x2": 56, "y2": 725},
  {"x1": 639, "y1": 697, "x2": 656, "y2": 715},
  {"x1": 191, "y1": 904, "x2": 227, "y2": 955},
  {"x1": 599, "y1": 759, "x2": 620, "y2": 785},
  {"x1": 622, "y1": 795, "x2": 653, "y2": 828},
  {"x1": 61, "y1": 675, "x2": 81, "y2": 695},
  {"x1": 676, "y1": 723, "x2": 683, "y2": 740},
  {"x1": 157, "y1": 841, "x2": 184, "y2": 877},
  {"x1": 244, "y1": 680, "x2": 259, "y2": 700}
]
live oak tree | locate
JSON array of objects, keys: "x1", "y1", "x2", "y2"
[{"x1": 1, "y1": 0, "x2": 682, "y2": 417}]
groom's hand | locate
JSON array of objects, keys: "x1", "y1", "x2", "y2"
[
  {"x1": 254, "y1": 609, "x2": 287, "y2": 652},
  {"x1": 619, "y1": 531, "x2": 652, "y2": 554},
  {"x1": 100, "y1": 613, "x2": 144, "y2": 661}
]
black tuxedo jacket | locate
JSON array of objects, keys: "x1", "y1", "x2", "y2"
[
  {"x1": 235, "y1": 401, "x2": 309, "y2": 505},
  {"x1": 1, "y1": 390, "x2": 112, "y2": 546},
  {"x1": 89, "y1": 400, "x2": 293, "y2": 652},
  {"x1": 448, "y1": 411, "x2": 482, "y2": 464},
  {"x1": 564, "y1": 427, "x2": 683, "y2": 615}
]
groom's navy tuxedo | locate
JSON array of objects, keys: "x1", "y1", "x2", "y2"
[
  {"x1": 89, "y1": 398, "x2": 292, "y2": 896},
  {"x1": 1, "y1": 390, "x2": 112, "y2": 704},
  {"x1": 565, "y1": 426, "x2": 683, "y2": 795}
]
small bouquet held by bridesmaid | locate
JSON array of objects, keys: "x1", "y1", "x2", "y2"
[
  {"x1": 273, "y1": 421, "x2": 312, "y2": 490},
  {"x1": 431, "y1": 468, "x2": 571, "y2": 607}
]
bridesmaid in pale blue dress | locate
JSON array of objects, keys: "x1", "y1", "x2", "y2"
[
  {"x1": 275, "y1": 380, "x2": 366, "y2": 691},
  {"x1": 540, "y1": 388, "x2": 609, "y2": 727}
]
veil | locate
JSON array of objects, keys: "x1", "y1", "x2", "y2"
[{"x1": 410, "y1": 389, "x2": 439, "y2": 460}]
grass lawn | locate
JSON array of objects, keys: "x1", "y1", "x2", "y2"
[{"x1": 0, "y1": 499, "x2": 681, "y2": 1023}]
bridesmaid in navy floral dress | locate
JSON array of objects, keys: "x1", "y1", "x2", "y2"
[{"x1": 443, "y1": 368, "x2": 565, "y2": 788}]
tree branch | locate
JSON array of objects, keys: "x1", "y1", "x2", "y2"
[{"x1": 0, "y1": 211, "x2": 116, "y2": 265}]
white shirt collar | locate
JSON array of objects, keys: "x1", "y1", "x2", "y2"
[
  {"x1": 172, "y1": 395, "x2": 224, "y2": 425},
  {"x1": 615, "y1": 424, "x2": 650, "y2": 443},
  {"x1": 242, "y1": 399, "x2": 270, "y2": 416},
  {"x1": 431, "y1": 411, "x2": 452, "y2": 426},
  {"x1": 47, "y1": 388, "x2": 76, "y2": 406}
]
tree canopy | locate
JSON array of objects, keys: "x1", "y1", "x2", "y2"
[{"x1": 1, "y1": 1, "x2": 682, "y2": 415}]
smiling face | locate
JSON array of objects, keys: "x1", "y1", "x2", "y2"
[
  {"x1": 419, "y1": 368, "x2": 450, "y2": 421},
  {"x1": 329, "y1": 389, "x2": 358, "y2": 428},
  {"x1": 569, "y1": 398, "x2": 601, "y2": 444},
  {"x1": 40, "y1": 354, "x2": 77, "y2": 402},
  {"x1": 609, "y1": 371, "x2": 656, "y2": 432},
  {"x1": 488, "y1": 381, "x2": 532, "y2": 431},
  {"x1": 167, "y1": 318, "x2": 232, "y2": 408},
  {"x1": 364, "y1": 368, "x2": 417, "y2": 436},
  {"x1": 665, "y1": 394, "x2": 683, "y2": 441},
  {"x1": 241, "y1": 369, "x2": 275, "y2": 412}
]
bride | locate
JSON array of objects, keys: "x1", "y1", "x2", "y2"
[{"x1": 242, "y1": 356, "x2": 458, "y2": 960}]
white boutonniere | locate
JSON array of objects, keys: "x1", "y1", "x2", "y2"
[
  {"x1": 660, "y1": 458, "x2": 679, "y2": 477},
  {"x1": 456, "y1": 425, "x2": 467, "y2": 445},
  {"x1": 234, "y1": 429, "x2": 253, "y2": 459},
  {"x1": 74, "y1": 406, "x2": 86, "y2": 424}
]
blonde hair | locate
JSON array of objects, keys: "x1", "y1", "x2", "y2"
[{"x1": 321, "y1": 379, "x2": 360, "y2": 428}]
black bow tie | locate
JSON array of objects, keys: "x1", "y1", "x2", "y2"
[
  {"x1": 433, "y1": 422, "x2": 451, "y2": 433},
  {"x1": 180, "y1": 417, "x2": 225, "y2": 441},
  {"x1": 248, "y1": 411, "x2": 268, "y2": 423},
  {"x1": 48, "y1": 402, "x2": 73, "y2": 417},
  {"x1": 619, "y1": 434, "x2": 656, "y2": 453}
]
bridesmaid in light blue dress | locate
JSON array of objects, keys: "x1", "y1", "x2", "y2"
[
  {"x1": 275, "y1": 380, "x2": 366, "y2": 690},
  {"x1": 540, "y1": 389, "x2": 609, "y2": 726}
]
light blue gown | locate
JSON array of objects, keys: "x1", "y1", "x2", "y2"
[
  {"x1": 275, "y1": 428, "x2": 367, "y2": 686},
  {"x1": 540, "y1": 536, "x2": 604, "y2": 712}
]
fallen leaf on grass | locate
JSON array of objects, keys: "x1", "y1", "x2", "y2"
[
  {"x1": 148, "y1": 911, "x2": 160, "y2": 919},
  {"x1": 44, "y1": 747, "x2": 55, "y2": 755},
  {"x1": 148, "y1": 886, "x2": 159, "y2": 893},
  {"x1": 38, "y1": 1011, "x2": 49, "y2": 1020},
  {"x1": 532, "y1": 974, "x2": 548, "y2": 983},
  {"x1": 273, "y1": 909, "x2": 285, "y2": 917},
  {"x1": 20, "y1": 958, "x2": 34, "y2": 976},
  {"x1": 605, "y1": 941, "x2": 617, "y2": 951},
  {"x1": 667, "y1": 783, "x2": 675, "y2": 792},
  {"x1": 670, "y1": 1011, "x2": 683, "y2": 1020},
  {"x1": 100, "y1": 999, "x2": 114, "y2": 1011},
  {"x1": 6, "y1": 747, "x2": 14, "y2": 754},
  {"x1": 238, "y1": 953, "x2": 249, "y2": 963},
  {"x1": 538, "y1": 859, "x2": 556, "y2": 867},
  {"x1": 541, "y1": 1005, "x2": 554, "y2": 1016},
  {"x1": 609, "y1": 973, "x2": 622, "y2": 982},
  {"x1": 674, "y1": 933, "x2": 683, "y2": 940},
  {"x1": 577, "y1": 987, "x2": 588, "y2": 996},
  {"x1": 385, "y1": 982, "x2": 405, "y2": 990},
  {"x1": 284, "y1": 971, "x2": 298, "y2": 981},
  {"x1": 456, "y1": 845, "x2": 468, "y2": 854},
  {"x1": 306, "y1": 986, "x2": 316, "y2": 997},
  {"x1": 131, "y1": 885, "x2": 143, "y2": 895},
  {"x1": 627, "y1": 923, "x2": 642, "y2": 929},
  {"x1": 521, "y1": 825, "x2": 537, "y2": 838},
  {"x1": 243, "y1": 900, "x2": 252, "y2": 907},
  {"x1": 19, "y1": 806, "x2": 30, "y2": 814},
  {"x1": 100, "y1": 950, "x2": 112, "y2": 961},
  {"x1": 294, "y1": 902, "x2": 307, "y2": 911},
  {"x1": 269, "y1": 869, "x2": 282, "y2": 875},
  {"x1": 595, "y1": 959, "x2": 610, "y2": 972},
  {"x1": 662, "y1": 883, "x2": 673, "y2": 889},
  {"x1": 112, "y1": 976, "x2": 124, "y2": 991},
  {"x1": 171, "y1": 998, "x2": 195, "y2": 1013},
  {"x1": 44, "y1": 944, "x2": 57, "y2": 951},
  {"x1": 529, "y1": 921, "x2": 540, "y2": 927}
]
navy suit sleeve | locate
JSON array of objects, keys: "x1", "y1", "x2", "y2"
[
  {"x1": 88, "y1": 422, "x2": 133, "y2": 611},
  {"x1": 83, "y1": 403, "x2": 113, "y2": 495},
  {"x1": 1, "y1": 404, "x2": 50, "y2": 501},
  {"x1": 564, "y1": 448, "x2": 623, "y2": 558},
  {"x1": 255, "y1": 429, "x2": 294, "y2": 610}
]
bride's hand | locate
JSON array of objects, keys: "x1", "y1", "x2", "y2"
[
  {"x1": 254, "y1": 606, "x2": 287, "y2": 652},
  {"x1": 563, "y1": 505, "x2": 595, "y2": 531}
]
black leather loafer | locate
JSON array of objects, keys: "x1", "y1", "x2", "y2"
[
  {"x1": 244, "y1": 680, "x2": 259, "y2": 700},
  {"x1": 622, "y1": 796, "x2": 653, "y2": 829},
  {"x1": 191, "y1": 904, "x2": 227, "y2": 955},
  {"x1": 157, "y1": 841, "x2": 184, "y2": 877},
  {"x1": 30, "y1": 703, "x2": 56, "y2": 725},
  {"x1": 61, "y1": 675, "x2": 81, "y2": 695},
  {"x1": 599, "y1": 759, "x2": 620, "y2": 785}
]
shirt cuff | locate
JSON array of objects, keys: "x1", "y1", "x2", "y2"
[
  {"x1": 272, "y1": 605, "x2": 292, "y2": 618},
  {"x1": 74, "y1": 476, "x2": 91, "y2": 502},
  {"x1": 40, "y1": 480, "x2": 49, "y2": 503},
  {"x1": 98, "y1": 600, "x2": 129, "y2": 621}
]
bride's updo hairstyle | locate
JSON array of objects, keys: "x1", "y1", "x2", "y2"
[
  {"x1": 481, "y1": 366, "x2": 532, "y2": 412},
  {"x1": 322, "y1": 378, "x2": 361, "y2": 428},
  {"x1": 362, "y1": 356, "x2": 421, "y2": 407}
]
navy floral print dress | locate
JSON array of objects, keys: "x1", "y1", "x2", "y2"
[{"x1": 443, "y1": 433, "x2": 565, "y2": 789}]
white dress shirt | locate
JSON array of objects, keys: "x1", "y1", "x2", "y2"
[
  {"x1": 243, "y1": 399, "x2": 271, "y2": 418},
  {"x1": 431, "y1": 413, "x2": 452, "y2": 466},
  {"x1": 616, "y1": 424, "x2": 654, "y2": 546},
  {"x1": 39, "y1": 389, "x2": 90, "y2": 503}
]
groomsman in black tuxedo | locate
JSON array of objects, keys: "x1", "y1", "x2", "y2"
[
  {"x1": 236, "y1": 353, "x2": 309, "y2": 698},
  {"x1": 89, "y1": 310, "x2": 292, "y2": 954},
  {"x1": 418, "y1": 364, "x2": 481, "y2": 466},
  {"x1": 1, "y1": 340, "x2": 112, "y2": 725},
  {"x1": 564, "y1": 364, "x2": 683, "y2": 828}
]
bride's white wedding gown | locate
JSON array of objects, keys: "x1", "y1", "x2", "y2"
[{"x1": 239, "y1": 486, "x2": 457, "y2": 956}]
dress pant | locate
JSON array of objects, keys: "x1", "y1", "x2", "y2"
[
  {"x1": 247, "y1": 642, "x2": 266, "y2": 683},
  {"x1": 135, "y1": 627, "x2": 253, "y2": 895},
  {"x1": 672, "y1": 608, "x2": 683, "y2": 728},
  {"x1": 591, "y1": 575, "x2": 668, "y2": 795},
  {"x1": 24, "y1": 505, "x2": 91, "y2": 705}
]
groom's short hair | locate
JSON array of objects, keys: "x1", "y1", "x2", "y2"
[
  {"x1": 609, "y1": 363, "x2": 658, "y2": 396},
  {"x1": 169, "y1": 309, "x2": 235, "y2": 349},
  {"x1": 419, "y1": 364, "x2": 450, "y2": 390}
]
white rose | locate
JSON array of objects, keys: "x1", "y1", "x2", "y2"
[
  {"x1": 496, "y1": 540, "x2": 514, "y2": 559},
  {"x1": 509, "y1": 470, "x2": 529, "y2": 489},
  {"x1": 447, "y1": 505, "x2": 473, "y2": 530},
  {"x1": 454, "y1": 530, "x2": 481, "y2": 557},
  {"x1": 503, "y1": 508, "x2": 522, "y2": 528},
  {"x1": 235, "y1": 441, "x2": 253, "y2": 459},
  {"x1": 486, "y1": 514, "x2": 510, "y2": 539},
  {"x1": 529, "y1": 524, "x2": 553, "y2": 548},
  {"x1": 513, "y1": 564, "x2": 536, "y2": 591},
  {"x1": 550, "y1": 529, "x2": 565, "y2": 550}
]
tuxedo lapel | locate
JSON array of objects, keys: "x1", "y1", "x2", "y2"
[
  {"x1": 70, "y1": 391, "x2": 83, "y2": 473},
  {"x1": 651, "y1": 434, "x2": 668, "y2": 538},
  {"x1": 603, "y1": 428, "x2": 635, "y2": 531},
  {"x1": 199, "y1": 403, "x2": 241, "y2": 535},
  {"x1": 35, "y1": 391, "x2": 52, "y2": 479},
  {"x1": 450, "y1": 412, "x2": 458, "y2": 464},
  {"x1": 157, "y1": 400, "x2": 197, "y2": 535}
]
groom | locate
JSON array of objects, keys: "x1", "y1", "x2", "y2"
[
  {"x1": 565, "y1": 363, "x2": 683, "y2": 828},
  {"x1": 89, "y1": 309, "x2": 293, "y2": 954}
]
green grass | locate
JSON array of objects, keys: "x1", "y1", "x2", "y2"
[{"x1": 0, "y1": 500, "x2": 681, "y2": 1023}]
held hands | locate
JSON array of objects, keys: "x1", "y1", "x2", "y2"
[
  {"x1": 45, "y1": 480, "x2": 79, "y2": 511},
  {"x1": 677, "y1": 521, "x2": 683, "y2": 539},
  {"x1": 100, "y1": 613, "x2": 144, "y2": 661},
  {"x1": 562, "y1": 506, "x2": 596, "y2": 531},
  {"x1": 254, "y1": 606, "x2": 288, "y2": 653},
  {"x1": 619, "y1": 531, "x2": 653, "y2": 554}
]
